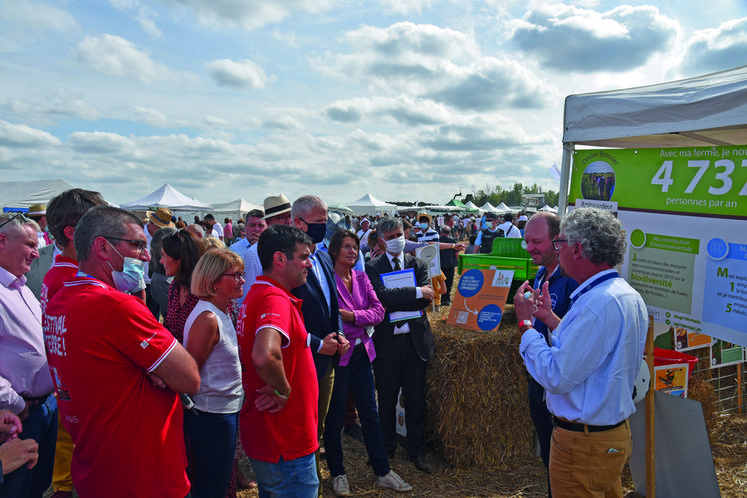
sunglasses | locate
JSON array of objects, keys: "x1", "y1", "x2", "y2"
[
  {"x1": 0, "y1": 212, "x2": 31, "y2": 231},
  {"x1": 105, "y1": 237, "x2": 148, "y2": 253}
]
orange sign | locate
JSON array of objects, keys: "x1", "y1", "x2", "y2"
[{"x1": 447, "y1": 269, "x2": 514, "y2": 332}]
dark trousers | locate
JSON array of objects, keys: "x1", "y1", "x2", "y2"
[
  {"x1": 0, "y1": 394, "x2": 57, "y2": 498},
  {"x1": 442, "y1": 267, "x2": 455, "y2": 303},
  {"x1": 372, "y1": 334, "x2": 427, "y2": 457},
  {"x1": 183, "y1": 409, "x2": 239, "y2": 498},
  {"x1": 324, "y1": 346, "x2": 390, "y2": 477},
  {"x1": 529, "y1": 377, "x2": 553, "y2": 497}
]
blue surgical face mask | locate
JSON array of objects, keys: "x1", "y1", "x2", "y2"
[
  {"x1": 106, "y1": 241, "x2": 145, "y2": 293},
  {"x1": 419, "y1": 222, "x2": 429, "y2": 230}
]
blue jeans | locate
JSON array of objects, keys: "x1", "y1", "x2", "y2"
[
  {"x1": 249, "y1": 453, "x2": 318, "y2": 498},
  {"x1": 324, "y1": 346, "x2": 390, "y2": 477},
  {"x1": 183, "y1": 409, "x2": 239, "y2": 498},
  {"x1": 0, "y1": 394, "x2": 57, "y2": 498}
]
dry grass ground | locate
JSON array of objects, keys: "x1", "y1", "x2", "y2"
[{"x1": 233, "y1": 411, "x2": 747, "y2": 497}]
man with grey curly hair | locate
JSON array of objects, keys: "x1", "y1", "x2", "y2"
[{"x1": 514, "y1": 207, "x2": 647, "y2": 498}]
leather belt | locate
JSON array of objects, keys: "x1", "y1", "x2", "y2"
[
  {"x1": 23, "y1": 394, "x2": 51, "y2": 407},
  {"x1": 553, "y1": 417, "x2": 625, "y2": 433}
]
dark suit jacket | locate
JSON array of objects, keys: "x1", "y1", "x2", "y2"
[
  {"x1": 365, "y1": 253, "x2": 435, "y2": 362},
  {"x1": 25, "y1": 244, "x2": 56, "y2": 301},
  {"x1": 291, "y1": 249, "x2": 344, "y2": 380}
]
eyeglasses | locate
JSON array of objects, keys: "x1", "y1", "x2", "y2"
[
  {"x1": 0, "y1": 212, "x2": 31, "y2": 231},
  {"x1": 222, "y1": 271, "x2": 245, "y2": 282},
  {"x1": 551, "y1": 238, "x2": 568, "y2": 252},
  {"x1": 105, "y1": 237, "x2": 148, "y2": 253}
]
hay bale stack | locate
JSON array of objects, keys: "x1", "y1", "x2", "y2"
[{"x1": 426, "y1": 305, "x2": 534, "y2": 468}]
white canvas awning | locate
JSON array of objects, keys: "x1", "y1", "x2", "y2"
[
  {"x1": 211, "y1": 198, "x2": 262, "y2": 215},
  {"x1": 0, "y1": 179, "x2": 76, "y2": 210},
  {"x1": 560, "y1": 65, "x2": 747, "y2": 211}
]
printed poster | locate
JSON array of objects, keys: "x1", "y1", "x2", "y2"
[
  {"x1": 569, "y1": 146, "x2": 747, "y2": 349},
  {"x1": 447, "y1": 268, "x2": 514, "y2": 332},
  {"x1": 654, "y1": 363, "x2": 689, "y2": 398}
]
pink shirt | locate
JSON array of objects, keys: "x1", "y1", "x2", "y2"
[{"x1": 0, "y1": 267, "x2": 54, "y2": 413}]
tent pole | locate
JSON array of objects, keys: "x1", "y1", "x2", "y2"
[{"x1": 558, "y1": 142, "x2": 574, "y2": 215}]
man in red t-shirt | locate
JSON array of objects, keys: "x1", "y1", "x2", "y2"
[
  {"x1": 43, "y1": 206, "x2": 200, "y2": 498},
  {"x1": 41, "y1": 188, "x2": 107, "y2": 498},
  {"x1": 238, "y1": 224, "x2": 319, "y2": 497}
]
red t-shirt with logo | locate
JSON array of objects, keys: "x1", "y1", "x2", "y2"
[
  {"x1": 44, "y1": 275, "x2": 189, "y2": 498},
  {"x1": 238, "y1": 276, "x2": 318, "y2": 463}
]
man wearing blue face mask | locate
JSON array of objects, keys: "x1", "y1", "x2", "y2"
[
  {"x1": 366, "y1": 217, "x2": 435, "y2": 474},
  {"x1": 414, "y1": 214, "x2": 439, "y2": 244},
  {"x1": 290, "y1": 195, "x2": 350, "y2": 492},
  {"x1": 43, "y1": 206, "x2": 200, "y2": 497}
]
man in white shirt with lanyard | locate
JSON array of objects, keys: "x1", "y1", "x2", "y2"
[{"x1": 514, "y1": 207, "x2": 647, "y2": 498}]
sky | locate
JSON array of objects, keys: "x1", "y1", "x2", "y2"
[{"x1": 1, "y1": 0, "x2": 746, "y2": 208}]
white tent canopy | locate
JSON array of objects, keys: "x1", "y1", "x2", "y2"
[
  {"x1": 345, "y1": 193, "x2": 397, "y2": 216},
  {"x1": 464, "y1": 201, "x2": 480, "y2": 211},
  {"x1": 120, "y1": 183, "x2": 212, "y2": 211},
  {"x1": 560, "y1": 65, "x2": 747, "y2": 211},
  {"x1": 479, "y1": 202, "x2": 497, "y2": 212},
  {"x1": 0, "y1": 179, "x2": 75, "y2": 210},
  {"x1": 210, "y1": 198, "x2": 262, "y2": 219},
  {"x1": 495, "y1": 202, "x2": 512, "y2": 213}
]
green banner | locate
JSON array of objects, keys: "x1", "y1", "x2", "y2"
[{"x1": 569, "y1": 146, "x2": 747, "y2": 216}]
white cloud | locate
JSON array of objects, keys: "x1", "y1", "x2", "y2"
[
  {"x1": 164, "y1": 0, "x2": 337, "y2": 31},
  {"x1": 206, "y1": 59, "x2": 272, "y2": 89},
  {"x1": 76, "y1": 34, "x2": 174, "y2": 83},
  {"x1": 6, "y1": 91, "x2": 100, "y2": 121},
  {"x1": 680, "y1": 17, "x2": 747, "y2": 74},
  {"x1": 0, "y1": 120, "x2": 62, "y2": 147},
  {"x1": 322, "y1": 22, "x2": 555, "y2": 110},
  {"x1": 67, "y1": 131, "x2": 135, "y2": 154},
  {"x1": 203, "y1": 115, "x2": 230, "y2": 128},
  {"x1": 324, "y1": 96, "x2": 451, "y2": 126},
  {"x1": 272, "y1": 30, "x2": 300, "y2": 48},
  {"x1": 110, "y1": 0, "x2": 163, "y2": 38},
  {"x1": 261, "y1": 115, "x2": 304, "y2": 131},
  {"x1": 0, "y1": 0, "x2": 78, "y2": 33},
  {"x1": 380, "y1": 0, "x2": 435, "y2": 15},
  {"x1": 510, "y1": 4, "x2": 679, "y2": 72},
  {"x1": 133, "y1": 106, "x2": 189, "y2": 128}
]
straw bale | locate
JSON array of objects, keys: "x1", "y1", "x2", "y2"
[{"x1": 426, "y1": 305, "x2": 535, "y2": 469}]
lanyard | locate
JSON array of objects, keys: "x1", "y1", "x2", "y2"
[{"x1": 569, "y1": 271, "x2": 619, "y2": 308}]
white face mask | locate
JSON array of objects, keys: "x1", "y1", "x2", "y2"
[{"x1": 385, "y1": 235, "x2": 406, "y2": 255}]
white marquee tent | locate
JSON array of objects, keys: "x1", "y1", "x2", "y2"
[
  {"x1": 560, "y1": 65, "x2": 747, "y2": 211},
  {"x1": 0, "y1": 179, "x2": 75, "y2": 210},
  {"x1": 210, "y1": 198, "x2": 262, "y2": 220},
  {"x1": 120, "y1": 183, "x2": 212, "y2": 212},
  {"x1": 345, "y1": 193, "x2": 397, "y2": 216}
]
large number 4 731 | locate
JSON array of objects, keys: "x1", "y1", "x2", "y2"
[{"x1": 651, "y1": 159, "x2": 747, "y2": 195}]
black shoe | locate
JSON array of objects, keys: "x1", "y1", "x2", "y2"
[
  {"x1": 343, "y1": 423, "x2": 365, "y2": 442},
  {"x1": 408, "y1": 453, "x2": 432, "y2": 473}
]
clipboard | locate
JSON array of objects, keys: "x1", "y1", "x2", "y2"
[{"x1": 380, "y1": 268, "x2": 423, "y2": 322}]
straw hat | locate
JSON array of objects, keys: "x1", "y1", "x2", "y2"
[
  {"x1": 27, "y1": 204, "x2": 46, "y2": 216},
  {"x1": 417, "y1": 213, "x2": 432, "y2": 224},
  {"x1": 147, "y1": 207, "x2": 175, "y2": 228},
  {"x1": 263, "y1": 194, "x2": 291, "y2": 220}
]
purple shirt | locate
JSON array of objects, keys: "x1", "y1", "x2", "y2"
[
  {"x1": 0, "y1": 267, "x2": 54, "y2": 413},
  {"x1": 335, "y1": 269, "x2": 384, "y2": 366}
]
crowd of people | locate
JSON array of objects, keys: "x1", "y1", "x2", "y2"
[{"x1": 0, "y1": 188, "x2": 647, "y2": 498}]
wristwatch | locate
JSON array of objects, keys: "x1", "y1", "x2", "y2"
[{"x1": 518, "y1": 320, "x2": 533, "y2": 333}]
